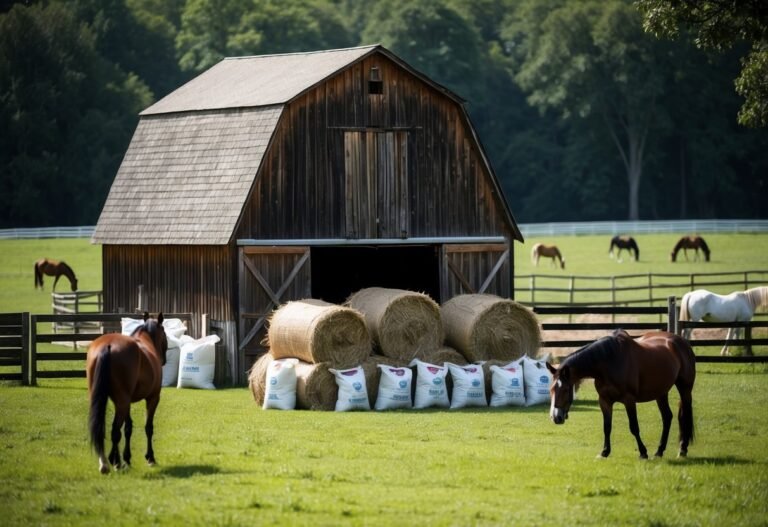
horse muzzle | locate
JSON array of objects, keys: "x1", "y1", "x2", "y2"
[{"x1": 550, "y1": 408, "x2": 568, "y2": 425}]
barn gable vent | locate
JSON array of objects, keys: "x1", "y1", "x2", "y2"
[{"x1": 369, "y1": 66, "x2": 383, "y2": 95}]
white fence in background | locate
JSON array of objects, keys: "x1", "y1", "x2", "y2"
[
  {"x1": 519, "y1": 219, "x2": 768, "y2": 237},
  {"x1": 0, "y1": 226, "x2": 96, "y2": 239},
  {"x1": 1, "y1": 220, "x2": 767, "y2": 240}
]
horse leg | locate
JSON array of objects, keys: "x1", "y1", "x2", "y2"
[
  {"x1": 720, "y1": 327, "x2": 735, "y2": 356},
  {"x1": 599, "y1": 397, "x2": 613, "y2": 458},
  {"x1": 144, "y1": 395, "x2": 160, "y2": 466},
  {"x1": 654, "y1": 394, "x2": 673, "y2": 458},
  {"x1": 624, "y1": 401, "x2": 648, "y2": 459},
  {"x1": 122, "y1": 412, "x2": 133, "y2": 466},
  {"x1": 108, "y1": 403, "x2": 128, "y2": 469}
]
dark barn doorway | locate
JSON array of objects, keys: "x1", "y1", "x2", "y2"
[{"x1": 311, "y1": 245, "x2": 440, "y2": 304}]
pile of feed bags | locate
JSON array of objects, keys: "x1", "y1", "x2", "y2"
[{"x1": 121, "y1": 317, "x2": 219, "y2": 389}]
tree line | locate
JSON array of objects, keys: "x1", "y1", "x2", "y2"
[{"x1": 1, "y1": 0, "x2": 765, "y2": 228}]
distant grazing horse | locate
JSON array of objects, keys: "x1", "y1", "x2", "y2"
[
  {"x1": 87, "y1": 313, "x2": 168, "y2": 474},
  {"x1": 608, "y1": 235, "x2": 639, "y2": 261},
  {"x1": 679, "y1": 286, "x2": 768, "y2": 356},
  {"x1": 546, "y1": 330, "x2": 695, "y2": 459},
  {"x1": 670, "y1": 235, "x2": 710, "y2": 262},
  {"x1": 34, "y1": 258, "x2": 78, "y2": 292},
  {"x1": 531, "y1": 243, "x2": 565, "y2": 269}
]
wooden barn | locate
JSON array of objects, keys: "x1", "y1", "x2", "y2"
[{"x1": 92, "y1": 45, "x2": 523, "y2": 385}]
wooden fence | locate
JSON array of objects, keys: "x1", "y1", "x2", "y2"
[
  {"x1": 0, "y1": 313, "x2": 29, "y2": 382},
  {"x1": 2, "y1": 301, "x2": 767, "y2": 385},
  {"x1": 516, "y1": 270, "x2": 768, "y2": 307}
]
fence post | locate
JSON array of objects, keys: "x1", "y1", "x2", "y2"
[
  {"x1": 21, "y1": 312, "x2": 30, "y2": 386},
  {"x1": 29, "y1": 314, "x2": 37, "y2": 386},
  {"x1": 667, "y1": 296, "x2": 677, "y2": 334}
]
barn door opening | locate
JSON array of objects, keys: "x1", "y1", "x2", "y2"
[
  {"x1": 344, "y1": 130, "x2": 409, "y2": 239},
  {"x1": 311, "y1": 245, "x2": 439, "y2": 304}
]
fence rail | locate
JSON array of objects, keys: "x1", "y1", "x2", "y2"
[{"x1": 515, "y1": 270, "x2": 768, "y2": 307}]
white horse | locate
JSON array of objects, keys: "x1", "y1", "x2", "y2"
[{"x1": 679, "y1": 286, "x2": 768, "y2": 355}]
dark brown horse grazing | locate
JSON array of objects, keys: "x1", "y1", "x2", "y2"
[
  {"x1": 34, "y1": 258, "x2": 78, "y2": 292},
  {"x1": 670, "y1": 235, "x2": 710, "y2": 262},
  {"x1": 531, "y1": 243, "x2": 565, "y2": 269},
  {"x1": 608, "y1": 235, "x2": 639, "y2": 261},
  {"x1": 87, "y1": 313, "x2": 167, "y2": 474},
  {"x1": 546, "y1": 329, "x2": 695, "y2": 459}
]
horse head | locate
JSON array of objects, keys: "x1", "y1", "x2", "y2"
[
  {"x1": 141, "y1": 312, "x2": 168, "y2": 366},
  {"x1": 71, "y1": 278, "x2": 78, "y2": 292},
  {"x1": 546, "y1": 362, "x2": 573, "y2": 425}
]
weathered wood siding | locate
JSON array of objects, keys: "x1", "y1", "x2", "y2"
[
  {"x1": 102, "y1": 245, "x2": 235, "y2": 337},
  {"x1": 234, "y1": 52, "x2": 512, "y2": 242}
]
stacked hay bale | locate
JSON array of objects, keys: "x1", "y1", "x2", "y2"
[
  {"x1": 248, "y1": 299, "x2": 372, "y2": 410},
  {"x1": 346, "y1": 287, "x2": 443, "y2": 362},
  {"x1": 441, "y1": 294, "x2": 541, "y2": 363}
]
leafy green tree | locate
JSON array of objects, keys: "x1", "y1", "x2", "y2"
[
  {"x1": 503, "y1": 0, "x2": 671, "y2": 220},
  {"x1": 636, "y1": 0, "x2": 768, "y2": 128},
  {"x1": 0, "y1": 2, "x2": 151, "y2": 227},
  {"x1": 177, "y1": 0, "x2": 352, "y2": 74}
]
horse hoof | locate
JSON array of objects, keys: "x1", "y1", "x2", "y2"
[
  {"x1": 639, "y1": 453, "x2": 648, "y2": 460},
  {"x1": 99, "y1": 465, "x2": 110, "y2": 475}
]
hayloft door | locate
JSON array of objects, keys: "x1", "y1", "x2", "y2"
[{"x1": 344, "y1": 131, "x2": 409, "y2": 239}]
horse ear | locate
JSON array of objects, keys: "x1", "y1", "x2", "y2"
[
  {"x1": 158, "y1": 312, "x2": 164, "y2": 324},
  {"x1": 143, "y1": 311, "x2": 150, "y2": 322},
  {"x1": 559, "y1": 365, "x2": 570, "y2": 382},
  {"x1": 546, "y1": 362, "x2": 558, "y2": 375}
]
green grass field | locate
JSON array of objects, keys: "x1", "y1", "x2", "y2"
[{"x1": 1, "y1": 235, "x2": 768, "y2": 525}]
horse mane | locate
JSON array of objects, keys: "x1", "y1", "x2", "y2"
[
  {"x1": 697, "y1": 237, "x2": 710, "y2": 258},
  {"x1": 745, "y1": 287, "x2": 768, "y2": 311},
  {"x1": 560, "y1": 334, "x2": 622, "y2": 374}
]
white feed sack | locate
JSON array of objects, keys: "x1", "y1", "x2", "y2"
[
  {"x1": 263, "y1": 358, "x2": 299, "y2": 410},
  {"x1": 375, "y1": 364, "x2": 413, "y2": 410},
  {"x1": 121, "y1": 317, "x2": 189, "y2": 387},
  {"x1": 522, "y1": 355, "x2": 552, "y2": 406},
  {"x1": 409, "y1": 359, "x2": 450, "y2": 409},
  {"x1": 446, "y1": 363, "x2": 487, "y2": 409},
  {"x1": 329, "y1": 366, "x2": 371, "y2": 411},
  {"x1": 489, "y1": 360, "x2": 526, "y2": 407},
  {"x1": 177, "y1": 335, "x2": 220, "y2": 390}
]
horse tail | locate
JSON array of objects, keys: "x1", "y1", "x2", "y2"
[
  {"x1": 675, "y1": 337, "x2": 696, "y2": 449},
  {"x1": 88, "y1": 345, "x2": 111, "y2": 458}
]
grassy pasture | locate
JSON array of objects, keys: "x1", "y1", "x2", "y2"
[
  {"x1": 1, "y1": 235, "x2": 767, "y2": 525},
  {"x1": 1, "y1": 369, "x2": 767, "y2": 526}
]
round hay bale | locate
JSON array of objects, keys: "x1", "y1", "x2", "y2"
[
  {"x1": 345, "y1": 287, "x2": 443, "y2": 362},
  {"x1": 441, "y1": 294, "x2": 541, "y2": 363},
  {"x1": 247, "y1": 352, "x2": 274, "y2": 406},
  {"x1": 267, "y1": 299, "x2": 371, "y2": 368},
  {"x1": 415, "y1": 346, "x2": 468, "y2": 366},
  {"x1": 294, "y1": 361, "x2": 338, "y2": 411}
]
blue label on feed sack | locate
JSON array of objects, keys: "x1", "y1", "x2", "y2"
[
  {"x1": 353, "y1": 382, "x2": 363, "y2": 391},
  {"x1": 269, "y1": 377, "x2": 277, "y2": 385},
  {"x1": 433, "y1": 378, "x2": 443, "y2": 386},
  {"x1": 539, "y1": 375, "x2": 549, "y2": 384},
  {"x1": 511, "y1": 379, "x2": 520, "y2": 387},
  {"x1": 399, "y1": 381, "x2": 408, "y2": 389}
]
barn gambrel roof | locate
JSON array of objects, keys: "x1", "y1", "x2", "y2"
[{"x1": 92, "y1": 45, "x2": 520, "y2": 245}]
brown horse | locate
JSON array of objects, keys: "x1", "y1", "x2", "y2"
[
  {"x1": 608, "y1": 235, "x2": 639, "y2": 261},
  {"x1": 531, "y1": 243, "x2": 565, "y2": 269},
  {"x1": 670, "y1": 235, "x2": 710, "y2": 262},
  {"x1": 34, "y1": 258, "x2": 78, "y2": 292},
  {"x1": 87, "y1": 313, "x2": 167, "y2": 474},
  {"x1": 546, "y1": 329, "x2": 695, "y2": 459}
]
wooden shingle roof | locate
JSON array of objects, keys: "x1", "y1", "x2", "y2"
[
  {"x1": 141, "y1": 45, "x2": 379, "y2": 115},
  {"x1": 92, "y1": 106, "x2": 282, "y2": 244}
]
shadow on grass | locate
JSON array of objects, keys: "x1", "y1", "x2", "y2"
[
  {"x1": 668, "y1": 455, "x2": 753, "y2": 466},
  {"x1": 146, "y1": 464, "x2": 222, "y2": 479}
]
